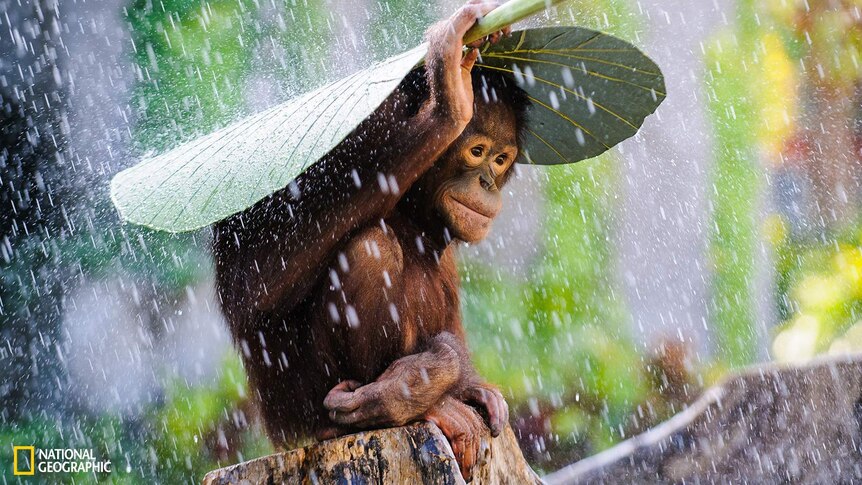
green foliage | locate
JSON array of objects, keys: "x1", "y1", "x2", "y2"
[
  {"x1": 142, "y1": 354, "x2": 272, "y2": 483},
  {"x1": 366, "y1": 0, "x2": 434, "y2": 59},
  {"x1": 704, "y1": 30, "x2": 761, "y2": 367},
  {"x1": 462, "y1": 157, "x2": 649, "y2": 465},
  {"x1": 127, "y1": 0, "x2": 249, "y2": 146},
  {"x1": 0, "y1": 355, "x2": 270, "y2": 484},
  {"x1": 771, "y1": 220, "x2": 862, "y2": 360},
  {"x1": 65, "y1": 226, "x2": 209, "y2": 292},
  {"x1": 126, "y1": 0, "x2": 330, "y2": 148}
]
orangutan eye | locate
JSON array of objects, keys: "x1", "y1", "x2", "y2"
[
  {"x1": 495, "y1": 155, "x2": 507, "y2": 165},
  {"x1": 470, "y1": 146, "x2": 484, "y2": 157}
]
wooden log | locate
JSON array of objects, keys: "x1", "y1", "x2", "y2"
[
  {"x1": 202, "y1": 422, "x2": 541, "y2": 484},
  {"x1": 545, "y1": 354, "x2": 862, "y2": 484}
]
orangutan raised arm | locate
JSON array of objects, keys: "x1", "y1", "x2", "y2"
[{"x1": 214, "y1": 1, "x2": 503, "y2": 318}]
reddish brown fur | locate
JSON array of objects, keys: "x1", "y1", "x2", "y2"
[{"x1": 213, "y1": 2, "x2": 529, "y2": 477}]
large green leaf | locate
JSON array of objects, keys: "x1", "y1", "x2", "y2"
[
  {"x1": 478, "y1": 28, "x2": 665, "y2": 165},
  {"x1": 111, "y1": 27, "x2": 664, "y2": 233},
  {"x1": 111, "y1": 44, "x2": 426, "y2": 233}
]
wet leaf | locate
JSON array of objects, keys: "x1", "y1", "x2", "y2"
[
  {"x1": 478, "y1": 27, "x2": 666, "y2": 165},
  {"x1": 111, "y1": 28, "x2": 664, "y2": 232}
]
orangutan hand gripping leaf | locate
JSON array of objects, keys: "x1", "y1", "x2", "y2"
[{"x1": 110, "y1": 25, "x2": 664, "y2": 232}]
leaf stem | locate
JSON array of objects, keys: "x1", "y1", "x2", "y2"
[{"x1": 463, "y1": 0, "x2": 568, "y2": 45}]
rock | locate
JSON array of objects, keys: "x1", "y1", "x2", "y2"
[{"x1": 202, "y1": 422, "x2": 540, "y2": 484}]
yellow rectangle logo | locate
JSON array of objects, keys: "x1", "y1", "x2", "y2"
[{"x1": 13, "y1": 446, "x2": 35, "y2": 476}]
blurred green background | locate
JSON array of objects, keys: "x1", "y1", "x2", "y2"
[{"x1": 2, "y1": 0, "x2": 862, "y2": 482}]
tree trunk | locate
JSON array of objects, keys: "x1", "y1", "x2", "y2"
[{"x1": 546, "y1": 354, "x2": 862, "y2": 483}]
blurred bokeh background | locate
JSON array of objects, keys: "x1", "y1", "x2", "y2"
[{"x1": 2, "y1": 0, "x2": 862, "y2": 481}]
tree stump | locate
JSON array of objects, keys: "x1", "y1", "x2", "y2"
[{"x1": 202, "y1": 422, "x2": 540, "y2": 484}]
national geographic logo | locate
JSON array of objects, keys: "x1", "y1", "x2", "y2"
[
  {"x1": 12, "y1": 446, "x2": 112, "y2": 476},
  {"x1": 12, "y1": 446, "x2": 34, "y2": 476}
]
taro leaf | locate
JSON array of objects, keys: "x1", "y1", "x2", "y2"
[
  {"x1": 111, "y1": 44, "x2": 427, "y2": 233},
  {"x1": 477, "y1": 27, "x2": 665, "y2": 165},
  {"x1": 110, "y1": 27, "x2": 664, "y2": 233}
]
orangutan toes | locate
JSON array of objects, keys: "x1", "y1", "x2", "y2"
[
  {"x1": 461, "y1": 384, "x2": 509, "y2": 437},
  {"x1": 425, "y1": 395, "x2": 489, "y2": 480}
]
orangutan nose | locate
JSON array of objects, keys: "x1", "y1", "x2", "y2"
[{"x1": 479, "y1": 171, "x2": 497, "y2": 192}]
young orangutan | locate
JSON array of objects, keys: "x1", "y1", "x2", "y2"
[{"x1": 213, "y1": 0, "x2": 530, "y2": 477}]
